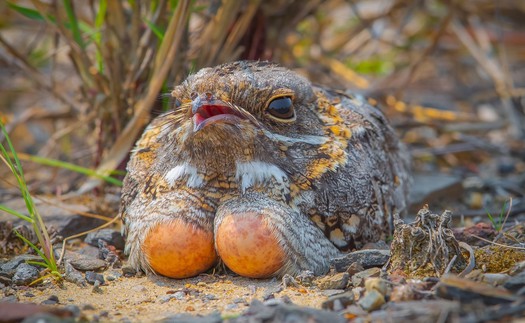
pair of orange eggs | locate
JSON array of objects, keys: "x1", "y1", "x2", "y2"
[{"x1": 143, "y1": 211, "x2": 285, "y2": 279}]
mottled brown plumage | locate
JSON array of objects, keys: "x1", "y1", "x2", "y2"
[{"x1": 119, "y1": 61, "x2": 410, "y2": 278}]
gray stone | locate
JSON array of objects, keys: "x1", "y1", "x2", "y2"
[
  {"x1": 158, "y1": 292, "x2": 186, "y2": 304},
  {"x1": 85, "y1": 271, "x2": 105, "y2": 285},
  {"x1": 85, "y1": 229, "x2": 125, "y2": 250},
  {"x1": 69, "y1": 257, "x2": 107, "y2": 271},
  {"x1": 351, "y1": 268, "x2": 381, "y2": 287},
  {"x1": 233, "y1": 297, "x2": 247, "y2": 304},
  {"x1": 322, "y1": 291, "x2": 355, "y2": 311},
  {"x1": 0, "y1": 255, "x2": 41, "y2": 276},
  {"x1": 161, "y1": 312, "x2": 222, "y2": 323},
  {"x1": 64, "y1": 261, "x2": 87, "y2": 286},
  {"x1": 364, "y1": 278, "x2": 388, "y2": 295},
  {"x1": 317, "y1": 273, "x2": 349, "y2": 290},
  {"x1": 172, "y1": 291, "x2": 186, "y2": 300},
  {"x1": 361, "y1": 300, "x2": 461, "y2": 322},
  {"x1": 331, "y1": 249, "x2": 390, "y2": 272},
  {"x1": 76, "y1": 245, "x2": 99, "y2": 259},
  {"x1": 262, "y1": 285, "x2": 282, "y2": 301},
  {"x1": 358, "y1": 290, "x2": 385, "y2": 312},
  {"x1": 41, "y1": 297, "x2": 59, "y2": 305},
  {"x1": 105, "y1": 270, "x2": 122, "y2": 281},
  {"x1": 204, "y1": 294, "x2": 217, "y2": 300},
  {"x1": 122, "y1": 265, "x2": 137, "y2": 277},
  {"x1": 92, "y1": 280, "x2": 104, "y2": 294},
  {"x1": 232, "y1": 299, "x2": 346, "y2": 323},
  {"x1": 12, "y1": 263, "x2": 40, "y2": 286}
]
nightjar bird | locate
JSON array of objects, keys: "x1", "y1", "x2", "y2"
[{"x1": 119, "y1": 61, "x2": 410, "y2": 279}]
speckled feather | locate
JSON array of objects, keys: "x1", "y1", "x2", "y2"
[{"x1": 119, "y1": 61, "x2": 410, "y2": 276}]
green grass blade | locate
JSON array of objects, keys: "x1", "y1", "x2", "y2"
[
  {"x1": 94, "y1": 0, "x2": 107, "y2": 72},
  {"x1": 144, "y1": 19, "x2": 165, "y2": 40},
  {"x1": 0, "y1": 123, "x2": 36, "y2": 215},
  {"x1": 26, "y1": 260, "x2": 49, "y2": 267},
  {"x1": 15, "y1": 153, "x2": 122, "y2": 186},
  {"x1": 1, "y1": 121, "x2": 59, "y2": 276},
  {"x1": 63, "y1": 0, "x2": 85, "y2": 49},
  {"x1": 0, "y1": 205, "x2": 33, "y2": 223},
  {"x1": 7, "y1": 2, "x2": 47, "y2": 21},
  {"x1": 13, "y1": 230, "x2": 50, "y2": 267}
]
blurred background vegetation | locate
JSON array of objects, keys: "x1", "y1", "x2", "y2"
[{"x1": 1, "y1": 0, "x2": 524, "y2": 209}]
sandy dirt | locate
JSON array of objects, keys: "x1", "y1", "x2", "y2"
[{"x1": 16, "y1": 273, "x2": 329, "y2": 321}]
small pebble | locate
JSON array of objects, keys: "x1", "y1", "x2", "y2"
[
  {"x1": 12, "y1": 263, "x2": 40, "y2": 286},
  {"x1": 322, "y1": 291, "x2": 354, "y2": 311},
  {"x1": 357, "y1": 290, "x2": 385, "y2": 312},
  {"x1": 204, "y1": 294, "x2": 217, "y2": 300},
  {"x1": 41, "y1": 299, "x2": 58, "y2": 305},
  {"x1": 92, "y1": 280, "x2": 104, "y2": 294},
  {"x1": 173, "y1": 291, "x2": 186, "y2": 300},
  {"x1": 346, "y1": 262, "x2": 365, "y2": 276},
  {"x1": 76, "y1": 245, "x2": 99, "y2": 259},
  {"x1": 106, "y1": 270, "x2": 122, "y2": 281},
  {"x1": 224, "y1": 303, "x2": 238, "y2": 311},
  {"x1": 121, "y1": 266, "x2": 137, "y2": 277},
  {"x1": 364, "y1": 277, "x2": 388, "y2": 295},
  {"x1": 263, "y1": 297, "x2": 288, "y2": 306},
  {"x1": 351, "y1": 267, "x2": 381, "y2": 287},
  {"x1": 70, "y1": 257, "x2": 107, "y2": 272},
  {"x1": 232, "y1": 297, "x2": 247, "y2": 304},
  {"x1": 262, "y1": 285, "x2": 282, "y2": 300},
  {"x1": 82, "y1": 304, "x2": 96, "y2": 310},
  {"x1": 85, "y1": 271, "x2": 105, "y2": 285},
  {"x1": 317, "y1": 272, "x2": 349, "y2": 290},
  {"x1": 64, "y1": 261, "x2": 87, "y2": 286},
  {"x1": 85, "y1": 229, "x2": 125, "y2": 250}
]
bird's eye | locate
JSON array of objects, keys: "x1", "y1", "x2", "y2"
[{"x1": 266, "y1": 96, "x2": 295, "y2": 121}]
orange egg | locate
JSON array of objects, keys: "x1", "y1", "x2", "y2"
[
  {"x1": 215, "y1": 212, "x2": 286, "y2": 278},
  {"x1": 143, "y1": 219, "x2": 217, "y2": 278}
]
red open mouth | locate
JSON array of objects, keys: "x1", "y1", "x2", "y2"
[{"x1": 192, "y1": 99, "x2": 244, "y2": 132}]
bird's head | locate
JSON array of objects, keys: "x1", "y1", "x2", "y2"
[{"x1": 167, "y1": 61, "x2": 326, "y2": 172}]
